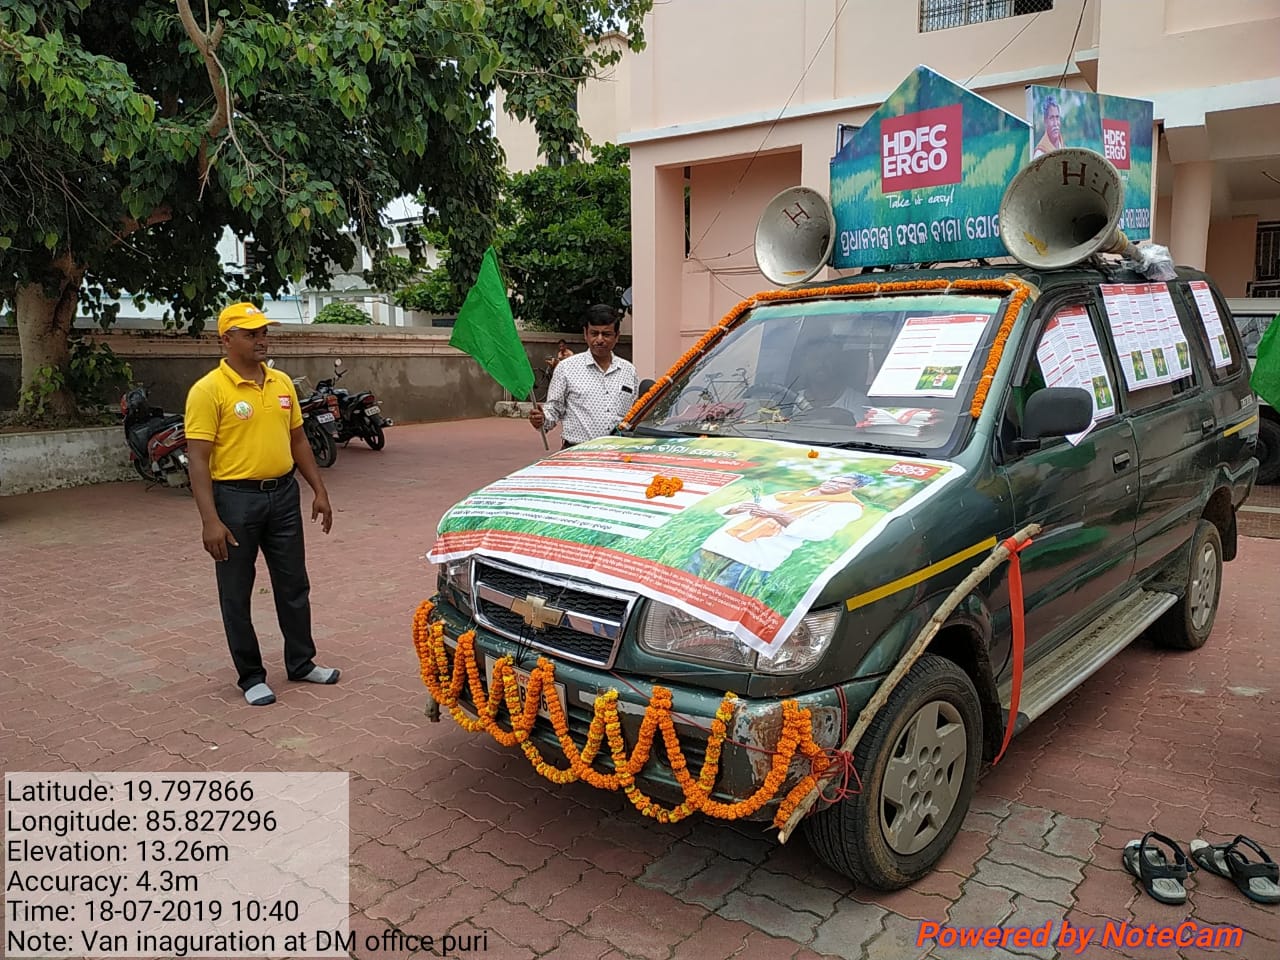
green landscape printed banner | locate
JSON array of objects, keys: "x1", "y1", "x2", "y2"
[
  {"x1": 1026, "y1": 86, "x2": 1154, "y2": 239},
  {"x1": 830, "y1": 65, "x2": 1030, "y2": 269},
  {"x1": 429, "y1": 436, "x2": 963, "y2": 658}
]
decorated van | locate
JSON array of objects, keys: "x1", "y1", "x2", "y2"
[{"x1": 412, "y1": 70, "x2": 1259, "y2": 889}]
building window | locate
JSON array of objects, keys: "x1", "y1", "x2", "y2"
[
  {"x1": 920, "y1": 0, "x2": 1053, "y2": 33},
  {"x1": 1255, "y1": 222, "x2": 1280, "y2": 296}
]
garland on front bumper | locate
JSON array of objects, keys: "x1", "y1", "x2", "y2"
[
  {"x1": 617, "y1": 277, "x2": 1033, "y2": 428},
  {"x1": 412, "y1": 599, "x2": 831, "y2": 827}
]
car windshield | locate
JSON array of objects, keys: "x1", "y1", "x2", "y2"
[{"x1": 636, "y1": 293, "x2": 1009, "y2": 454}]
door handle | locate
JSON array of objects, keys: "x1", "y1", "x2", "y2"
[
  {"x1": 1201, "y1": 418, "x2": 1215, "y2": 436},
  {"x1": 1113, "y1": 452, "x2": 1131, "y2": 472}
]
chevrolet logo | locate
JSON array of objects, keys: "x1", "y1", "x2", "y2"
[{"x1": 510, "y1": 594, "x2": 564, "y2": 632}]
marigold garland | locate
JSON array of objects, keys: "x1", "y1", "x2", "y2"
[
  {"x1": 645, "y1": 475, "x2": 683, "y2": 498},
  {"x1": 412, "y1": 599, "x2": 831, "y2": 827},
  {"x1": 618, "y1": 278, "x2": 1034, "y2": 428}
]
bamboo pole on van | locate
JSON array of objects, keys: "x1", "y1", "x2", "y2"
[{"x1": 777, "y1": 522, "x2": 1041, "y2": 844}]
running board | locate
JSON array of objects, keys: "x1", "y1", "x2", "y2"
[{"x1": 998, "y1": 589, "x2": 1178, "y2": 729}]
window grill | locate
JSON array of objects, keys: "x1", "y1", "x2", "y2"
[
  {"x1": 920, "y1": 0, "x2": 1054, "y2": 33},
  {"x1": 1256, "y1": 221, "x2": 1280, "y2": 284}
]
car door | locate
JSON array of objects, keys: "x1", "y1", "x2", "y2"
[
  {"x1": 996, "y1": 293, "x2": 1138, "y2": 660},
  {"x1": 1096, "y1": 280, "x2": 1211, "y2": 578}
]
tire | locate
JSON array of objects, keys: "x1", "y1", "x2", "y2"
[
  {"x1": 1152, "y1": 519, "x2": 1222, "y2": 650},
  {"x1": 307, "y1": 421, "x2": 338, "y2": 468},
  {"x1": 1257, "y1": 416, "x2": 1280, "y2": 485},
  {"x1": 132, "y1": 457, "x2": 154, "y2": 482},
  {"x1": 363, "y1": 422, "x2": 386, "y2": 451},
  {"x1": 802, "y1": 655, "x2": 982, "y2": 890}
]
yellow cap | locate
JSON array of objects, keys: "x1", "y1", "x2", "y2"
[{"x1": 217, "y1": 302, "x2": 278, "y2": 336}]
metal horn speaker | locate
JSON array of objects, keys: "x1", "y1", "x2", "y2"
[
  {"x1": 999, "y1": 147, "x2": 1139, "y2": 269},
  {"x1": 754, "y1": 186, "x2": 836, "y2": 286}
]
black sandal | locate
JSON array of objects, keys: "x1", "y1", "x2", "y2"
[
  {"x1": 1123, "y1": 832, "x2": 1195, "y2": 905},
  {"x1": 1191, "y1": 836, "x2": 1280, "y2": 905}
]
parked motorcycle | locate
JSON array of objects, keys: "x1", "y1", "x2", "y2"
[
  {"x1": 292, "y1": 376, "x2": 340, "y2": 468},
  {"x1": 120, "y1": 385, "x2": 190, "y2": 487},
  {"x1": 315, "y1": 358, "x2": 393, "y2": 450}
]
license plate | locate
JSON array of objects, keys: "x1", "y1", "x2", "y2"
[
  {"x1": 364, "y1": 405, "x2": 380, "y2": 416},
  {"x1": 484, "y1": 657, "x2": 565, "y2": 721},
  {"x1": 316, "y1": 412, "x2": 335, "y2": 423}
]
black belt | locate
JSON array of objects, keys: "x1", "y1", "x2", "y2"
[{"x1": 215, "y1": 468, "x2": 296, "y2": 491}]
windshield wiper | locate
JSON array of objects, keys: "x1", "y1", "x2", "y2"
[{"x1": 828, "y1": 440, "x2": 924, "y2": 457}]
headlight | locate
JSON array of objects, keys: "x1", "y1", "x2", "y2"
[
  {"x1": 639, "y1": 601, "x2": 756, "y2": 668},
  {"x1": 638, "y1": 601, "x2": 840, "y2": 674},
  {"x1": 439, "y1": 559, "x2": 473, "y2": 613},
  {"x1": 756, "y1": 606, "x2": 840, "y2": 675}
]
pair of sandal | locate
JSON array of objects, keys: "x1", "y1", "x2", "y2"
[{"x1": 1123, "y1": 832, "x2": 1280, "y2": 905}]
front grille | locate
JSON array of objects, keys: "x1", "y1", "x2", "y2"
[{"x1": 472, "y1": 558, "x2": 636, "y2": 668}]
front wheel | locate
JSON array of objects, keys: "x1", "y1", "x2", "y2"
[
  {"x1": 307, "y1": 421, "x2": 338, "y2": 468},
  {"x1": 803, "y1": 655, "x2": 982, "y2": 890},
  {"x1": 363, "y1": 422, "x2": 386, "y2": 450}
]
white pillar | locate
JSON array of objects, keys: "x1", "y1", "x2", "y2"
[
  {"x1": 1169, "y1": 161, "x2": 1213, "y2": 270},
  {"x1": 631, "y1": 159, "x2": 686, "y2": 380}
]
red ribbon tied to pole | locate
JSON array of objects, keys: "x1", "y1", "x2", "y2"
[{"x1": 993, "y1": 534, "x2": 1034, "y2": 765}]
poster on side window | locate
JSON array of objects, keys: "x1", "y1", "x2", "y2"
[
  {"x1": 1188, "y1": 280, "x2": 1233, "y2": 368},
  {"x1": 1100, "y1": 283, "x2": 1191, "y2": 390},
  {"x1": 1035, "y1": 308, "x2": 1115, "y2": 444}
]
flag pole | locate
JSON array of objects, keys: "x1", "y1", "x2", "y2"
[{"x1": 533, "y1": 382, "x2": 549, "y2": 451}]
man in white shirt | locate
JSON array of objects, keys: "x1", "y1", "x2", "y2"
[
  {"x1": 530, "y1": 304, "x2": 639, "y2": 448},
  {"x1": 688, "y1": 474, "x2": 873, "y2": 590}
]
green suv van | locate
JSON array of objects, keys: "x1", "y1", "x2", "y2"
[{"x1": 422, "y1": 262, "x2": 1257, "y2": 890}]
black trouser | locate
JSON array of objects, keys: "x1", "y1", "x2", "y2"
[{"x1": 212, "y1": 475, "x2": 316, "y2": 690}]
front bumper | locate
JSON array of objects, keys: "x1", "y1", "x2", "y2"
[{"x1": 427, "y1": 598, "x2": 883, "y2": 820}]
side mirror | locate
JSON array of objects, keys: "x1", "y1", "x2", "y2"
[
  {"x1": 638, "y1": 378, "x2": 655, "y2": 396},
  {"x1": 267, "y1": 359, "x2": 275, "y2": 368},
  {"x1": 1023, "y1": 387, "x2": 1094, "y2": 441},
  {"x1": 334, "y1": 358, "x2": 343, "y2": 369}
]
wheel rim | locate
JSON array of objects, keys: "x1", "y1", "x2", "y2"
[
  {"x1": 879, "y1": 700, "x2": 967, "y2": 856},
  {"x1": 1190, "y1": 540, "x2": 1218, "y2": 632}
]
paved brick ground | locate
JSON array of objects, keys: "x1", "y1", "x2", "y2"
[{"x1": 2, "y1": 418, "x2": 1277, "y2": 960}]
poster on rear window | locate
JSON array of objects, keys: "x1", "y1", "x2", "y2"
[
  {"x1": 829, "y1": 66, "x2": 1030, "y2": 268},
  {"x1": 1026, "y1": 86, "x2": 1153, "y2": 239},
  {"x1": 1100, "y1": 283, "x2": 1192, "y2": 390},
  {"x1": 1188, "y1": 280, "x2": 1233, "y2": 368},
  {"x1": 428, "y1": 436, "x2": 964, "y2": 658}
]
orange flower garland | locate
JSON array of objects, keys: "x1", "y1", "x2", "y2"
[
  {"x1": 645, "y1": 475, "x2": 683, "y2": 498},
  {"x1": 413, "y1": 599, "x2": 831, "y2": 827},
  {"x1": 618, "y1": 278, "x2": 1034, "y2": 428}
]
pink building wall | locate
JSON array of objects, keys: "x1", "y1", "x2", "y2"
[{"x1": 622, "y1": 0, "x2": 1280, "y2": 380}]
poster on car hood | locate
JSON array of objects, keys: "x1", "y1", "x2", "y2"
[{"x1": 428, "y1": 435, "x2": 963, "y2": 658}]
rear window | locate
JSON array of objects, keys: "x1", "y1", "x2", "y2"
[{"x1": 1179, "y1": 280, "x2": 1245, "y2": 382}]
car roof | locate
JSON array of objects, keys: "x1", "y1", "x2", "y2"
[{"x1": 801, "y1": 261, "x2": 1217, "y2": 294}]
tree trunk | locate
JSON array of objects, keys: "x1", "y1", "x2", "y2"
[{"x1": 15, "y1": 254, "x2": 85, "y2": 418}]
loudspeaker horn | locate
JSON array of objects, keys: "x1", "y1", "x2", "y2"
[
  {"x1": 754, "y1": 186, "x2": 836, "y2": 286},
  {"x1": 999, "y1": 147, "x2": 1140, "y2": 270}
]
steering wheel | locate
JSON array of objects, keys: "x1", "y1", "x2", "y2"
[{"x1": 742, "y1": 382, "x2": 801, "y2": 408}]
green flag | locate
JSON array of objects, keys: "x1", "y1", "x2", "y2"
[
  {"x1": 1250, "y1": 312, "x2": 1280, "y2": 409},
  {"x1": 450, "y1": 247, "x2": 534, "y2": 401}
]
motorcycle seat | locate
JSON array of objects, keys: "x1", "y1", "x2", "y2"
[{"x1": 128, "y1": 414, "x2": 180, "y2": 456}]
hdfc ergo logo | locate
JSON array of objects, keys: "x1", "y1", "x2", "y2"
[
  {"x1": 881, "y1": 104, "x2": 963, "y2": 192},
  {"x1": 1102, "y1": 119, "x2": 1131, "y2": 170}
]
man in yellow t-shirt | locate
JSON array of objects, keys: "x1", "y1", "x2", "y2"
[{"x1": 185, "y1": 302, "x2": 338, "y2": 706}]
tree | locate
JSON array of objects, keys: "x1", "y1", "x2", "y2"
[
  {"x1": 314, "y1": 302, "x2": 372, "y2": 325},
  {"x1": 500, "y1": 142, "x2": 631, "y2": 331},
  {"x1": 0, "y1": 0, "x2": 649, "y2": 418}
]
